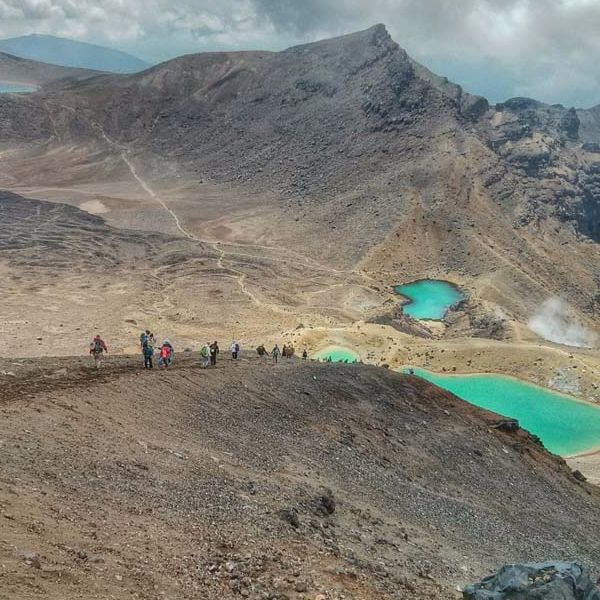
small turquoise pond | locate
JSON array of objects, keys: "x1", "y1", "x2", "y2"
[
  {"x1": 403, "y1": 367, "x2": 600, "y2": 456},
  {"x1": 0, "y1": 83, "x2": 35, "y2": 93},
  {"x1": 395, "y1": 279, "x2": 464, "y2": 320},
  {"x1": 313, "y1": 346, "x2": 359, "y2": 363}
]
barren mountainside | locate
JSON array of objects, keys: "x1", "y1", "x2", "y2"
[
  {"x1": 0, "y1": 24, "x2": 598, "y2": 362},
  {"x1": 2, "y1": 358, "x2": 600, "y2": 599},
  {"x1": 1, "y1": 26, "x2": 599, "y2": 323},
  {"x1": 2, "y1": 24, "x2": 600, "y2": 600}
]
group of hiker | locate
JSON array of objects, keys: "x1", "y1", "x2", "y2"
[
  {"x1": 199, "y1": 341, "x2": 222, "y2": 367},
  {"x1": 257, "y1": 343, "x2": 308, "y2": 363},
  {"x1": 89, "y1": 331, "x2": 309, "y2": 369},
  {"x1": 139, "y1": 330, "x2": 176, "y2": 369}
]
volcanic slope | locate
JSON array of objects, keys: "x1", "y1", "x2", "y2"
[
  {"x1": 0, "y1": 190, "x2": 216, "y2": 356},
  {"x1": 0, "y1": 191, "x2": 382, "y2": 357},
  {"x1": 1, "y1": 26, "x2": 599, "y2": 322},
  {"x1": 1, "y1": 358, "x2": 600, "y2": 600}
]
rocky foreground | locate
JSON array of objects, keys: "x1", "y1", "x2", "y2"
[{"x1": 1, "y1": 355, "x2": 599, "y2": 599}]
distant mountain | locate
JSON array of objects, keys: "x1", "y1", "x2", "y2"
[{"x1": 0, "y1": 34, "x2": 149, "y2": 74}]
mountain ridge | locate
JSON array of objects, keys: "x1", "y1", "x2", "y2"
[{"x1": 0, "y1": 23, "x2": 598, "y2": 357}]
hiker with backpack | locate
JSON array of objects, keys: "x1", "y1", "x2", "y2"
[
  {"x1": 159, "y1": 340, "x2": 174, "y2": 368},
  {"x1": 142, "y1": 341, "x2": 154, "y2": 369},
  {"x1": 209, "y1": 341, "x2": 219, "y2": 366},
  {"x1": 89, "y1": 335, "x2": 107, "y2": 368},
  {"x1": 230, "y1": 340, "x2": 240, "y2": 360},
  {"x1": 271, "y1": 344, "x2": 281, "y2": 364},
  {"x1": 200, "y1": 342, "x2": 210, "y2": 368},
  {"x1": 256, "y1": 344, "x2": 267, "y2": 360}
]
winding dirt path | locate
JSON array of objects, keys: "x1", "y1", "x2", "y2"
[{"x1": 93, "y1": 126, "x2": 286, "y2": 311}]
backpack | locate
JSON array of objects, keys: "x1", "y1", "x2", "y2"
[
  {"x1": 200, "y1": 346, "x2": 209, "y2": 358},
  {"x1": 94, "y1": 339, "x2": 103, "y2": 352}
]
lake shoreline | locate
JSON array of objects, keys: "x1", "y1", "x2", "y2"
[{"x1": 400, "y1": 365, "x2": 600, "y2": 458}]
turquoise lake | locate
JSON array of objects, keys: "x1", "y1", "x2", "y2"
[
  {"x1": 403, "y1": 367, "x2": 600, "y2": 456},
  {"x1": 313, "y1": 346, "x2": 359, "y2": 363},
  {"x1": 0, "y1": 83, "x2": 35, "y2": 93},
  {"x1": 395, "y1": 279, "x2": 464, "y2": 320}
]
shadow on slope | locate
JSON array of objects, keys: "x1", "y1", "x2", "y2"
[{"x1": 0, "y1": 358, "x2": 598, "y2": 599}]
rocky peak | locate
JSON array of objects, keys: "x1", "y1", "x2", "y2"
[{"x1": 494, "y1": 97, "x2": 580, "y2": 142}]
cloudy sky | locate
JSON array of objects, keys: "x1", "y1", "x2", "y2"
[{"x1": 1, "y1": 0, "x2": 599, "y2": 107}]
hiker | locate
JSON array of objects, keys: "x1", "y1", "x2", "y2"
[
  {"x1": 256, "y1": 344, "x2": 267, "y2": 360},
  {"x1": 209, "y1": 341, "x2": 219, "y2": 366},
  {"x1": 302, "y1": 348, "x2": 308, "y2": 360},
  {"x1": 200, "y1": 342, "x2": 210, "y2": 368},
  {"x1": 139, "y1": 330, "x2": 150, "y2": 348},
  {"x1": 142, "y1": 341, "x2": 154, "y2": 369},
  {"x1": 286, "y1": 344, "x2": 295, "y2": 359},
  {"x1": 271, "y1": 344, "x2": 281, "y2": 364},
  {"x1": 282, "y1": 344, "x2": 288, "y2": 359},
  {"x1": 89, "y1": 335, "x2": 107, "y2": 368},
  {"x1": 159, "y1": 340, "x2": 174, "y2": 368},
  {"x1": 231, "y1": 340, "x2": 240, "y2": 360}
]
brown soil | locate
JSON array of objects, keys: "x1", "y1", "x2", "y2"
[{"x1": 1, "y1": 356, "x2": 599, "y2": 599}]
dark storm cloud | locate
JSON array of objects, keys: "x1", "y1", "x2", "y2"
[{"x1": 0, "y1": 0, "x2": 599, "y2": 106}]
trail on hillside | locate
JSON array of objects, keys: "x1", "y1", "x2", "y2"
[
  {"x1": 90, "y1": 118, "x2": 378, "y2": 284},
  {"x1": 21, "y1": 102, "x2": 379, "y2": 318},
  {"x1": 93, "y1": 125, "x2": 299, "y2": 313},
  {"x1": 87, "y1": 123, "x2": 385, "y2": 324}
]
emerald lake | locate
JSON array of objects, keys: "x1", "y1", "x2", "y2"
[
  {"x1": 403, "y1": 367, "x2": 600, "y2": 456},
  {"x1": 0, "y1": 83, "x2": 36, "y2": 93},
  {"x1": 395, "y1": 279, "x2": 464, "y2": 320},
  {"x1": 313, "y1": 346, "x2": 359, "y2": 363}
]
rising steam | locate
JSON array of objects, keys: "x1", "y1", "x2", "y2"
[{"x1": 528, "y1": 298, "x2": 597, "y2": 348}]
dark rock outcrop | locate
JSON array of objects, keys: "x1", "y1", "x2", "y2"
[{"x1": 464, "y1": 562, "x2": 600, "y2": 599}]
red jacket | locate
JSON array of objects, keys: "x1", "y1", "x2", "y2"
[{"x1": 90, "y1": 338, "x2": 107, "y2": 353}]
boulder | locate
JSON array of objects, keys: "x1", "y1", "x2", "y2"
[
  {"x1": 464, "y1": 562, "x2": 600, "y2": 599},
  {"x1": 491, "y1": 419, "x2": 520, "y2": 433}
]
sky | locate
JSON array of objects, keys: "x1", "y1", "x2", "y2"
[{"x1": 0, "y1": 0, "x2": 599, "y2": 107}]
